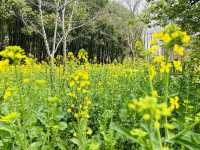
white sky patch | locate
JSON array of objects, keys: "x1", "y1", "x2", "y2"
[{"x1": 112, "y1": 0, "x2": 147, "y2": 13}]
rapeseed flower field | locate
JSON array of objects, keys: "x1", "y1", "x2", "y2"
[{"x1": 0, "y1": 24, "x2": 200, "y2": 150}]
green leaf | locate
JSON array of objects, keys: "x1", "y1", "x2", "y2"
[
  {"x1": 29, "y1": 142, "x2": 42, "y2": 150},
  {"x1": 57, "y1": 142, "x2": 66, "y2": 150},
  {"x1": 0, "y1": 126, "x2": 13, "y2": 134},
  {"x1": 173, "y1": 138, "x2": 200, "y2": 150},
  {"x1": 57, "y1": 122, "x2": 68, "y2": 131},
  {"x1": 191, "y1": 132, "x2": 200, "y2": 144},
  {"x1": 71, "y1": 138, "x2": 80, "y2": 146},
  {"x1": 170, "y1": 130, "x2": 200, "y2": 150},
  {"x1": 110, "y1": 122, "x2": 139, "y2": 144}
]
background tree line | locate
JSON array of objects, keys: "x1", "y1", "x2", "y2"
[
  {"x1": 0, "y1": 0, "x2": 145, "y2": 63},
  {"x1": 0, "y1": 0, "x2": 199, "y2": 63}
]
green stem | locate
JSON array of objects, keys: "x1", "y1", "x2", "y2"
[
  {"x1": 156, "y1": 128, "x2": 162, "y2": 149},
  {"x1": 15, "y1": 65, "x2": 24, "y2": 113},
  {"x1": 164, "y1": 71, "x2": 169, "y2": 139}
]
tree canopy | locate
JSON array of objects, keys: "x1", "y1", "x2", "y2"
[{"x1": 0, "y1": 0, "x2": 144, "y2": 63}]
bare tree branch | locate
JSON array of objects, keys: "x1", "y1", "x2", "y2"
[{"x1": 38, "y1": 0, "x2": 51, "y2": 56}]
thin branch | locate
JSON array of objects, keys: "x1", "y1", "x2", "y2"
[
  {"x1": 68, "y1": 11, "x2": 102, "y2": 33},
  {"x1": 59, "y1": 0, "x2": 75, "y2": 11},
  {"x1": 54, "y1": 36, "x2": 64, "y2": 54},
  {"x1": 52, "y1": 0, "x2": 60, "y2": 54}
]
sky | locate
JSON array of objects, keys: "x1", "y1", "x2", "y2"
[{"x1": 113, "y1": 0, "x2": 147, "y2": 13}]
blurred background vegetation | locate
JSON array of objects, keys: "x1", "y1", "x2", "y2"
[{"x1": 0, "y1": 0, "x2": 199, "y2": 63}]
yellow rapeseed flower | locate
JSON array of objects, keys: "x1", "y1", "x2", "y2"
[
  {"x1": 149, "y1": 40, "x2": 157, "y2": 46},
  {"x1": 170, "y1": 96, "x2": 180, "y2": 110},
  {"x1": 3, "y1": 90, "x2": 12, "y2": 100},
  {"x1": 154, "y1": 121, "x2": 160, "y2": 129},
  {"x1": 173, "y1": 44, "x2": 184, "y2": 56},
  {"x1": 143, "y1": 114, "x2": 150, "y2": 121},
  {"x1": 74, "y1": 113, "x2": 79, "y2": 119},
  {"x1": 162, "y1": 33, "x2": 171, "y2": 43},
  {"x1": 171, "y1": 31, "x2": 180, "y2": 39},
  {"x1": 148, "y1": 45, "x2": 160, "y2": 54},
  {"x1": 69, "y1": 80, "x2": 75, "y2": 87},
  {"x1": 86, "y1": 127, "x2": 93, "y2": 135},
  {"x1": 160, "y1": 63, "x2": 171, "y2": 73},
  {"x1": 182, "y1": 34, "x2": 190, "y2": 45},
  {"x1": 79, "y1": 81, "x2": 90, "y2": 88},
  {"x1": 153, "y1": 56, "x2": 164, "y2": 64},
  {"x1": 68, "y1": 92, "x2": 76, "y2": 98},
  {"x1": 155, "y1": 109, "x2": 161, "y2": 120},
  {"x1": 84, "y1": 97, "x2": 92, "y2": 106},
  {"x1": 173, "y1": 60, "x2": 182, "y2": 72},
  {"x1": 0, "y1": 112, "x2": 19, "y2": 123},
  {"x1": 15, "y1": 53, "x2": 26, "y2": 60},
  {"x1": 73, "y1": 132, "x2": 77, "y2": 137},
  {"x1": 128, "y1": 102, "x2": 136, "y2": 109},
  {"x1": 152, "y1": 90, "x2": 158, "y2": 97},
  {"x1": 152, "y1": 32, "x2": 164, "y2": 39},
  {"x1": 22, "y1": 78, "x2": 31, "y2": 84},
  {"x1": 67, "y1": 108, "x2": 72, "y2": 113},
  {"x1": 149, "y1": 65, "x2": 156, "y2": 80},
  {"x1": 160, "y1": 104, "x2": 172, "y2": 117},
  {"x1": 164, "y1": 123, "x2": 175, "y2": 130},
  {"x1": 0, "y1": 59, "x2": 9, "y2": 73},
  {"x1": 3, "y1": 87, "x2": 16, "y2": 100},
  {"x1": 81, "y1": 111, "x2": 90, "y2": 119}
]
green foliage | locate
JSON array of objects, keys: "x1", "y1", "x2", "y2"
[
  {"x1": 134, "y1": 40, "x2": 145, "y2": 58},
  {"x1": 0, "y1": 45, "x2": 200, "y2": 149},
  {"x1": 146, "y1": 0, "x2": 200, "y2": 34}
]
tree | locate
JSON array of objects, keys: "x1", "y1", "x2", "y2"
[
  {"x1": 145, "y1": 0, "x2": 200, "y2": 34},
  {"x1": 0, "y1": 0, "x2": 144, "y2": 63},
  {"x1": 108, "y1": 0, "x2": 145, "y2": 59}
]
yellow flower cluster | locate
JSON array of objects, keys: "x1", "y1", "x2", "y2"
[
  {"x1": 173, "y1": 44, "x2": 184, "y2": 56},
  {"x1": 3, "y1": 89, "x2": 13, "y2": 100},
  {"x1": 162, "y1": 33, "x2": 171, "y2": 43},
  {"x1": 86, "y1": 127, "x2": 93, "y2": 135},
  {"x1": 173, "y1": 60, "x2": 182, "y2": 72},
  {"x1": 0, "y1": 46, "x2": 27, "y2": 63},
  {"x1": 152, "y1": 29, "x2": 190, "y2": 45},
  {"x1": 67, "y1": 52, "x2": 75, "y2": 62},
  {"x1": 0, "y1": 112, "x2": 19, "y2": 123},
  {"x1": 22, "y1": 78, "x2": 31, "y2": 84},
  {"x1": 160, "y1": 62, "x2": 172, "y2": 73},
  {"x1": 67, "y1": 50, "x2": 88, "y2": 65},
  {"x1": 67, "y1": 70, "x2": 91, "y2": 120},
  {"x1": 68, "y1": 92, "x2": 76, "y2": 98},
  {"x1": 153, "y1": 56, "x2": 164, "y2": 64},
  {"x1": 77, "y1": 49, "x2": 88, "y2": 64},
  {"x1": 149, "y1": 65, "x2": 156, "y2": 81},
  {"x1": 169, "y1": 96, "x2": 180, "y2": 110},
  {"x1": 73, "y1": 97, "x2": 92, "y2": 120},
  {"x1": 3, "y1": 87, "x2": 17, "y2": 100},
  {"x1": 148, "y1": 45, "x2": 160, "y2": 54},
  {"x1": 152, "y1": 32, "x2": 172, "y2": 44},
  {"x1": 151, "y1": 90, "x2": 158, "y2": 97},
  {"x1": 68, "y1": 70, "x2": 90, "y2": 90},
  {"x1": 149, "y1": 24, "x2": 190, "y2": 78},
  {"x1": 0, "y1": 59, "x2": 9, "y2": 73},
  {"x1": 128, "y1": 96, "x2": 174, "y2": 129}
]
